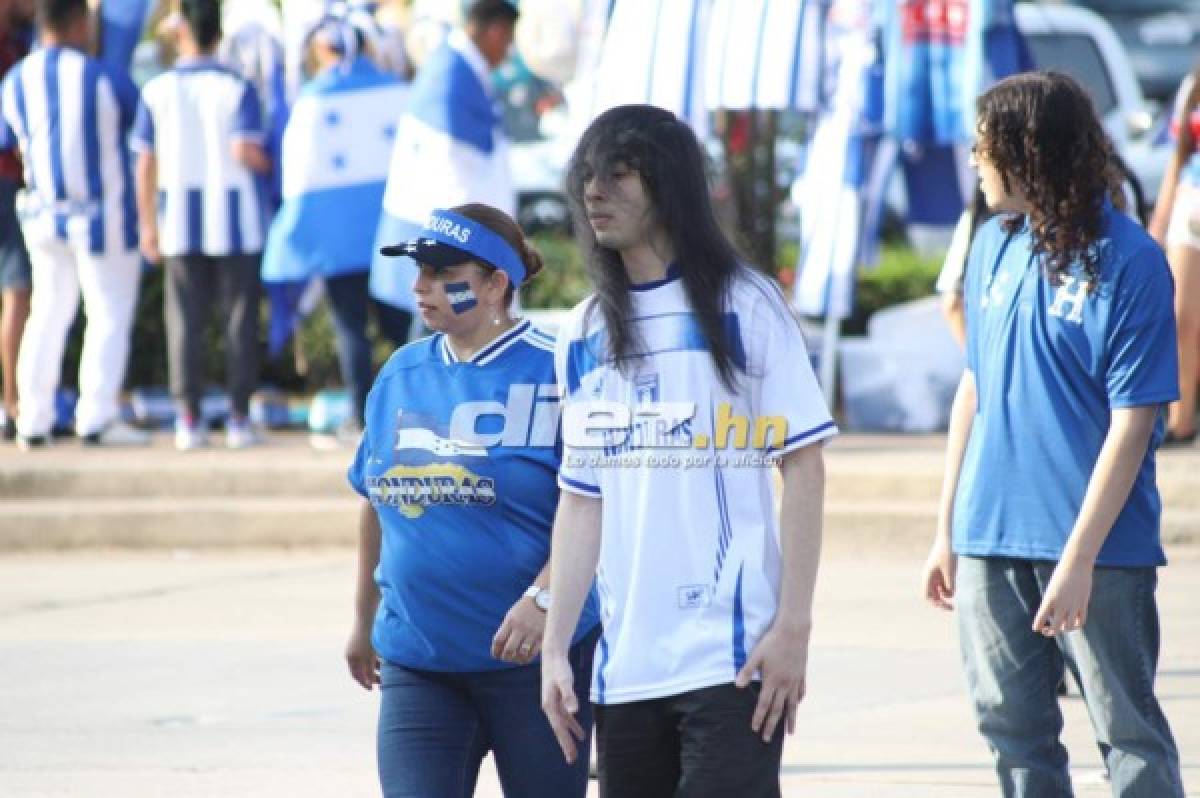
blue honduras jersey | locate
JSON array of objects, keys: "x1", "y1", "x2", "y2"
[
  {"x1": 955, "y1": 207, "x2": 1179, "y2": 566},
  {"x1": 348, "y1": 320, "x2": 601, "y2": 671}
]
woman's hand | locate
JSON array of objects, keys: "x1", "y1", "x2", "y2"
[
  {"x1": 345, "y1": 621, "x2": 380, "y2": 690},
  {"x1": 491, "y1": 594, "x2": 546, "y2": 664}
]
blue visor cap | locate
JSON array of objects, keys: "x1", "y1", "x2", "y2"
[{"x1": 380, "y1": 210, "x2": 526, "y2": 286}]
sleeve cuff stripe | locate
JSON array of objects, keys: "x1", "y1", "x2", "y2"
[
  {"x1": 767, "y1": 420, "x2": 838, "y2": 451},
  {"x1": 559, "y1": 475, "x2": 601, "y2": 496}
]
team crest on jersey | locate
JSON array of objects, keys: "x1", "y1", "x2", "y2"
[
  {"x1": 367, "y1": 463, "x2": 496, "y2": 518},
  {"x1": 634, "y1": 372, "x2": 660, "y2": 404},
  {"x1": 1047, "y1": 276, "x2": 1090, "y2": 324}
]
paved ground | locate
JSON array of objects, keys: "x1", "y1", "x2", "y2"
[{"x1": 0, "y1": 547, "x2": 1196, "y2": 797}]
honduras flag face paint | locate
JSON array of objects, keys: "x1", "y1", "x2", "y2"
[{"x1": 444, "y1": 281, "x2": 479, "y2": 314}]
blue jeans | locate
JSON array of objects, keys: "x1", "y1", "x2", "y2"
[
  {"x1": 377, "y1": 627, "x2": 598, "y2": 798},
  {"x1": 956, "y1": 556, "x2": 1185, "y2": 797}
]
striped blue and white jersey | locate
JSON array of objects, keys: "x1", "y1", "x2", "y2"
[
  {"x1": 132, "y1": 58, "x2": 265, "y2": 257},
  {"x1": 555, "y1": 267, "x2": 838, "y2": 704},
  {"x1": 0, "y1": 45, "x2": 138, "y2": 255}
]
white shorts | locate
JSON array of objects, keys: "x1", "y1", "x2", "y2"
[{"x1": 1166, "y1": 182, "x2": 1200, "y2": 251}]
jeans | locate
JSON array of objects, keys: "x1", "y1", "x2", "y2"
[
  {"x1": 377, "y1": 627, "x2": 598, "y2": 798},
  {"x1": 595, "y1": 682, "x2": 784, "y2": 798},
  {"x1": 956, "y1": 556, "x2": 1185, "y2": 798},
  {"x1": 324, "y1": 272, "x2": 412, "y2": 424},
  {"x1": 164, "y1": 253, "x2": 260, "y2": 418}
]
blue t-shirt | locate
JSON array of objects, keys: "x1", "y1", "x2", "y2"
[
  {"x1": 955, "y1": 206, "x2": 1179, "y2": 566},
  {"x1": 348, "y1": 320, "x2": 601, "y2": 671}
]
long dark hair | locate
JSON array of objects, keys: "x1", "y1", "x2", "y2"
[
  {"x1": 565, "y1": 105, "x2": 744, "y2": 389},
  {"x1": 976, "y1": 71, "x2": 1121, "y2": 286}
]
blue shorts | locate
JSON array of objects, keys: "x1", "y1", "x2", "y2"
[{"x1": 0, "y1": 178, "x2": 30, "y2": 291}]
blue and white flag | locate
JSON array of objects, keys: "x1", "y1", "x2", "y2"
[
  {"x1": 583, "y1": 0, "x2": 707, "y2": 132},
  {"x1": 369, "y1": 30, "x2": 513, "y2": 312},
  {"x1": 705, "y1": 0, "x2": 832, "y2": 112},
  {"x1": 794, "y1": 13, "x2": 881, "y2": 320},
  {"x1": 261, "y1": 56, "x2": 408, "y2": 352}
]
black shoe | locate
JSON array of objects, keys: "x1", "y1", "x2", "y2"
[
  {"x1": 1162, "y1": 430, "x2": 1197, "y2": 449},
  {"x1": 2, "y1": 419, "x2": 15, "y2": 441},
  {"x1": 17, "y1": 434, "x2": 48, "y2": 450}
]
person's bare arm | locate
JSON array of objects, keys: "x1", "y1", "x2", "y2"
[
  {"x1": 345, "y1": 500, "x2": 382, "y2": 690},
  {"x1": 541, "y1": 491, "x2": 602, "y2": 764},
  {"x1": 232, "y1": 139, "x2": 271, "y2": 175},
  {"x1": 921, "y1": 369, "x2": 977, "y2": 610},
  {"x1": 135, "y1": 150, "x2": 161, "y2": 263},
  {"x1": 1149, "y1": 150, "x2": 1184, "y2": 245},
  {"x1": 734, "y1": 442, "x2": 824, "y2": 742},
  {"x1": 941, "y1": 292, "x2": 967, "y2": 349},
  {"x1": 1032, "y1": 406, "x2": 1158, "y2": 635}
]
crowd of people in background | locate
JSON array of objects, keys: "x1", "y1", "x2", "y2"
[{"x1": 0, "y1": 0, "x2": 524, "y2": 452}]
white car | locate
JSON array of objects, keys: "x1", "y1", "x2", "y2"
[{"x1": 1017, "y1": 2, "x2": 1167, "y2": 205}]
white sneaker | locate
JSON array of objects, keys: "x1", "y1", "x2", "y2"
[
  {"x1": 225, "y1": 419, "x2": 263, "y2": 450},
  {"x1": 82, "y1": 420, "x2": 151, "y2": 447},
  {"x1": 174, "y1": 420, "x2": 209, "y2": 451}
]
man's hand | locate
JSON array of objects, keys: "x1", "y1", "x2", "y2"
[
  {"x1": 1032, "y1": 557, "x2": 1094, "y2": 636},
  {"x1": 491, "y1": 595, "x2": 546, "y2": 664},
  {"x1": 921, "y1": 536, "x2": 957, "y2": 611},
  {"x1": 734, "y1": 621, "x2": 810, "y2": 742},
  {"x1": 139, "y1": 224, "x2": 161, "y2": 265},
  {"x1": 345, "y1": 621, "x2": 380, "y2": 690},
  {"x1": 541, "y1": 652, "x2": 585, "y2": 763}
]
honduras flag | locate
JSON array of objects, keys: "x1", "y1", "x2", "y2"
[
  {"x1": 794, "y1": 8, "x2": 882, "y2": 320},
  {"x1": 261, "y1": 56, "x2": 408, "y2": 353},
  {"x1": 705, "y1": 0, "x2": 832, "y2": 113},
  {"x1": 369, "y1": 30, "x2": 513, "y2": 312}
]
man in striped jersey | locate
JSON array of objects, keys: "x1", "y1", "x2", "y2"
[
  {"x1": 0, "y1": 0, "x2": 149, "y2": 448},
  {"x1": 133, "y1": 0, "x2": 271, "y2": 451}
]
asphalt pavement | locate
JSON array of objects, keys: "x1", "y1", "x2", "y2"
[{"x1": 0, "y1": 547, "x2": 1196, "y2": 797}]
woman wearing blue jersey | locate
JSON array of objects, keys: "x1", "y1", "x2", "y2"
[{"x1": 344, "y1": 203, "x2": 601, "y2": 798}]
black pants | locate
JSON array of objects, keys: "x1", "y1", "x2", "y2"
[
  {"x1": 596, "y1": 682, "x2": 784, "y2": 798},
  {"x1": 164, "y1": 253, "x2": 260, "y2": 418},
  {"x1": 324, "y1": 272, "x2": 412, "y2": 424}
]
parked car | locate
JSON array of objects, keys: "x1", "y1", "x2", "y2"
[
  {"x1": 1061, "y1": 0, "x2": 1200, "y2": 104},
  {"x1": 1016, "y1": 3, "x2": 1169, "y2": 204}
]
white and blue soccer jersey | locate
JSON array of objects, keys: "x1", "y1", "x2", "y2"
[
  {"x1": 0, "y1": 45, "x2": 138, "y2": 254},
  {"x1": 955, "y1": 206, "x2": 1179, "y2": 567},
  {"x1": 555, "y1": 268, "x2": 837, "y2": 704},
  {"x1": 348, "y1": 320, "x2": 601, "y2": 672},
  {"x1": 132, "y1": 58, "x2": 265, "y2": 257}
]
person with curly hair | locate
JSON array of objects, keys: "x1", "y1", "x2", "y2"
[
  {"x1": 921, "y1": 71, "x2": 1185, "y2": 797},
  {"x1": 1149, "y1": 63, "x2": 1200, "y2": 445}
]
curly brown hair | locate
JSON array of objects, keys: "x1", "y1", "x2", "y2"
[{"x1": 976, "y1": 71, "x2": 1126, "y2": 286}]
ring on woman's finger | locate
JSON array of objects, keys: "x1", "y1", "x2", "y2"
[{"x1": 519, "y1": 642, "x2": 533, "y2": 654}]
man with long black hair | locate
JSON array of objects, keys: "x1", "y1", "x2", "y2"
[
  {"x1": 922, "y1": 71, "x2": 1186, "y2": 797},
  {"x1": 540, "y1": 104, "x2": 836, "y2": 796}
]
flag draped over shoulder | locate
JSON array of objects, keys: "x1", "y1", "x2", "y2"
[
  {"x1": 261, "y1": 56, "x2": 408, "y2": 353},
  {"x1": 369, "y1": 31, "x2": 513, "y2": 313}
]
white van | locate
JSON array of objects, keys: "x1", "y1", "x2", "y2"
[{"x1": 1016, "y1": 2, "x2": 1167, "y2": 202}]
